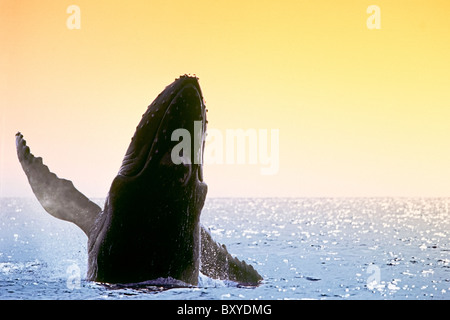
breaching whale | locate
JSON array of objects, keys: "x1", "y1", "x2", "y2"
[{"x1": 15, "y1": 75, "x2": 262, "y2": 286}]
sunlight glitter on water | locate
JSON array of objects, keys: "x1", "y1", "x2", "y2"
[{"x1": 0, "y1": 197, "x2": 449, "y2": 299}]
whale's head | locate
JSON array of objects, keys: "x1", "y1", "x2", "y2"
[
  {"x1": 118, "y1": 75, "x2": 207, "y2": 184},
  {"x1": 91, "y1": 75, "x2": 208, "y2": 284},
  {"x1": 113, "y1": 75, "x2": 208, "y2": 218}
]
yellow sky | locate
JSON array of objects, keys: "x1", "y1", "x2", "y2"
[{"x1": 1, "y1": 0, "x2": 450, "y2": 197}]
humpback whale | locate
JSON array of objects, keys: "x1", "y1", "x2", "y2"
[{"x1": 15, "y1": 75, "x2": 262, "y2": 286}]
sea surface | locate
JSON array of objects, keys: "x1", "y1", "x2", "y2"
[{"x1": 0, "y1": 197, "x2": 449, "y2": 300}]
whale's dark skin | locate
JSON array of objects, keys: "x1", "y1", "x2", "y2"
[{"x1": 15, "y1": 75, "x2": 262, "y2": 286}]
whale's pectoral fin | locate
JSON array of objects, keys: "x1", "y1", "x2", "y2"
[
  {"x1": 15, "y1": 133, "x2": 102, "y2": 236},
  {"x1": 200, "y1": 226, "x2": 263, "y2": 286}
]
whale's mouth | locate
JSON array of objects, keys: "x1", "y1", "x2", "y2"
[{"x1": 118, "y1": 75, "x2": 207, "y2": 183}]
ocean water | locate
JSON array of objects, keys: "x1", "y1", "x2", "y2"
[{"x1": 0, "y1": 197, "x2": 449, "y2": 300}]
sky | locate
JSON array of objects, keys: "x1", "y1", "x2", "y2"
[{"x1": 1, "y1": 0, "x2": 450, "y2": 198}]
